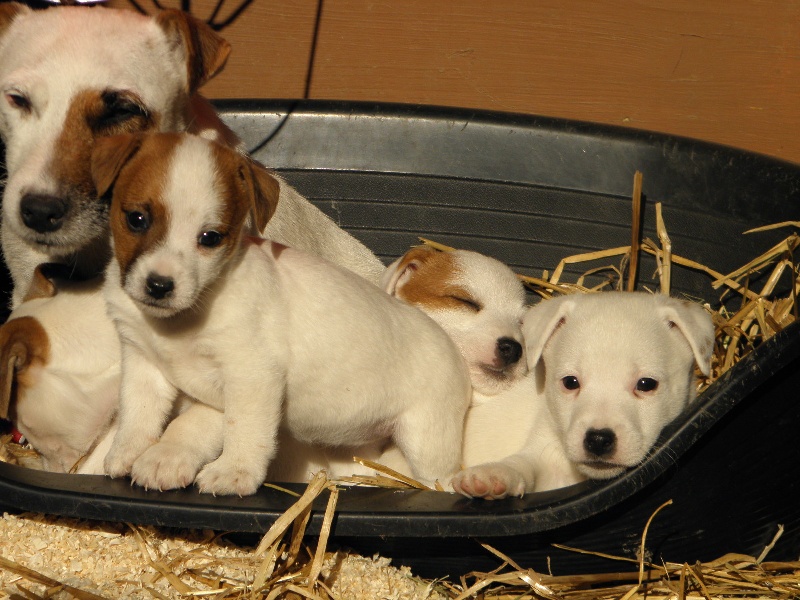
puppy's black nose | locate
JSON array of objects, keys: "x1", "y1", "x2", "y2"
[
  {"x1": 145, "y1": 274, "x2": 174, "y2": 300},
  {"x1": 496, "y1": 337, "x2": 523, "y2": 366},
  {"x1": 584, "y1": 428, "x2": 617, "y2": 457},
  {"x1": 20, "y1": 194, "x2": 67, "y2": 233}
]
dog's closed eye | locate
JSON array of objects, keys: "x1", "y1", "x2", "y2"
[
  {"x1": 450, "y1": 295, "x2": 482, "y2": 312},
  {"x1": 4, "y1": 90, "x2": 31, "y2": 113},
  {"x1": 91, "y1": 90, "x2": 151, "y2": 133}
]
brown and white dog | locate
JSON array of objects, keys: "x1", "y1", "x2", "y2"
[
  {"x1": 0, "y1": 3, "x2": 383, "y2": 309},
  {"x1": 92, "y1": 132, "x2": 471, "y2": 496},
  {"x1": 452, "y1": 291, "x2": 715, "y2": 499},
  {"x1": 0, "y1": 266, "x2": 120, "y2": 473}
]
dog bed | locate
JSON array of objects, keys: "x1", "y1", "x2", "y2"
[{"x1": 0, "y1": 100, "x2": 798, "y2": 578}]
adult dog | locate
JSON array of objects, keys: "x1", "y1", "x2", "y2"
[{"x1": 0, "y1": 3, "x2": 383, "y2": 309}]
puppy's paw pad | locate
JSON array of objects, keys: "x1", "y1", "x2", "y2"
[
  {"x1": 195, "y1": 459, "x2": 264, "y2": 497},
  {"x1": 451, "y1": 464, "x2": 525, "y2": 500},
  {"x1": 131, "y1": 442, "x2": 204, "y2": 490}
]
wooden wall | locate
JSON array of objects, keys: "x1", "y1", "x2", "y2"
[{"x1": 109, "y1": 0, "x2": 800, "y2": 164}]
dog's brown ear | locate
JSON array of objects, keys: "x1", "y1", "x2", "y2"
[
  {"x1": 0, "y1": 2, "x2": 30, "y2": 37},
  {"x1": 156, "y1": 10, "x2": 231, "y2": 92},
  {"x1": 91, "y1": 134, "x2": 144, "y2": 198},
  {"x1": 0, "y1": 317, "x2": 49, "y2": 420},
  {"x1": 381, "y1": 246, "x2": 438, "y2": 296},
  {"x1": 521, "y1": 295, "x2": 576, "y2": 370},
  {"x1": 658, "y1": 299, "x2": 716, "y2": 376},
  {"x1": 241, "y1": 160, "x2": 280, "y2": 232}
]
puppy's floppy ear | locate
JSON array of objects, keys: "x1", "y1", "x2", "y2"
[
  {"x1": 240, "y1": 159, "x2": 280, "y2": 232},
  {"x1": 156, "y1": 10, "x2": 231, "y2": 92},
  {"x1": 0, "y1": 317, "x2": 49, "y2": 420},
  {"x1": 0, "y1": 2, "x2": 30, "y2": 36},
  {"x1": 521, "y1": 295, "x2": 576, "y2": 370},
  {"x1": 381, "y1": 246, "x2": 437, "y2": 295},
  {"x1": 658, "y1": 298, "x2": 715, "y2": 376},
  {"x1": 91, "y1": 134, "x2": 144, "y2": 198}
]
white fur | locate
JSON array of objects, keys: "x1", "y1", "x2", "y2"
[
  {"x1": 452, "y1": 291, "x2": 715, "y2": 499},
  {"x1": 103, "y1": 135, "x2": 471, "y2": 496}
]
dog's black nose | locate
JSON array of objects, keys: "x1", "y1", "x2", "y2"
[
  {"x1": 145, "y1": 274, "x2": 174, "y2": 300},
  {"x1": 496, "y1": 337, "x2": 523, "y2": 366},
  {"x1": 20, "y1": 194, "x2": 67, "y2": 233},
  {"x1": 584, "y1": 428, "x2": 616, "y2": 457}
]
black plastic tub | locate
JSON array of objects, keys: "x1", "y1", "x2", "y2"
[{"x1": 1, "y1": 100, "x2": 798, "y2": 577}]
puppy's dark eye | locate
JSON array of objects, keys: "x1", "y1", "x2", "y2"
[
  {"x1": 198, "y1": 230, "x2": 224, "y2": 248},
  {"x1": 636, "y1": 377, "x2": 659, "y2": 393},
  {"x1": 561, "y1": 375, "x2": 580, "y2": 391},
  {"x1": 450, "y1": 296, "x2": 481, "y2": 312},
  {"x1": 126, "y1": 211, "x2": 150, "y2": 233},
  {"x1": 5, "y1": 91, "x2": 31, "y2": 113}
]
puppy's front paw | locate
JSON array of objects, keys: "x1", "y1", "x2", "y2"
[
  {"x1": 451, "y1": 463, "x2": 527, "y2": 500},
  {"x1": 195, "y1": 456, "x2": 265, "y2": 496},
  {"x1": 104, "y1": 439, "x2": 150, "y2": 479},
  {"x1": 131, "y1": 442, "x2": 206, "y2": 491}
]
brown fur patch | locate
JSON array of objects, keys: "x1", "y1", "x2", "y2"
[
  {"x1": 52, "y1": 89, "x2": 158, "y2": 202},
  {"x1": 105, "y1": 135, "x2": 179, "y2": 283},
  {"x1": 155, "y1": 10, "x2": 231, "y2": 93},
  {"x1": 0, "y1": 317, "x2": 49, "y2": 420},
  {"x1": 394, "y1": 247, "x2": 475, "y2": 311},
  {"x1": 0, "y1": 2, "x2": 29, "y2": 34},
  {"x1": 210, "y1": 143, "x2": 280, "y2": 259}
]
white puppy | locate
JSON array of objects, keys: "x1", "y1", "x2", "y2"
[
  {"x1": 0, "y1": 266, "x2": 120, "y2": 474},
  {"x1": 0, "y1": 3, "x2": 383, "y2": 308},
  {"x1": 452, "y1": 291, "x2": 715, "y2": 499},
  {"x1": 266, "y1": 245, "x2": 531, "y2": 482},
  {"x1": 93, "y1": 132, "x2": 471, "y2": 496}
]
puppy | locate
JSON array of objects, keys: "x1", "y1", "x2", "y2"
[
  {"x1": 0, "y1": 3, "x2": 383, "y2": 308},
  {"x1": 266, "y1": 245, "x2": 531, "y2": 483},
  {"x1": 382, "y1": 246, "x2": 527, "y2": 397},
  {"x1": 0, "y1": 266, "x2": 120, "y2": 474},
  {"x1": 93, "y1": 132, "x2": 471, "y2": 496},
  {"x1": 452, "y1": 291, "x2": 715, "y2": 499}
]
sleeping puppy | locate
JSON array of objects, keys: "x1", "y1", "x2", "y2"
[
  {"x1": 382, "y1": 246, "x2": 527, "y2": 398},
  {"x1": 0, "y1": 2, "x2": 383, "y2": 308},
  {"x1": 266, "y1": 245, "x2": 531, "y2": 482},
  {"x1": 0, "y1": 266, "x2": 120, "y2": 474},
  {"x1": 452, "y1": 291, "x2": 715, "y2": 499},
  {"x1": 93, "y1": 132, "x2": 471, "y2": 496}
]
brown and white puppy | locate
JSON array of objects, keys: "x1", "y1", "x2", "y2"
[
  {"x1": 452, "y1": 291, "x2": 715, "y2": 499},
  {"x1": 382, "y1": 246, "x2": 527, "y2": 398},
  {"x1": 93, "y1": 132, "x2": 470, "y2": 496},
  {"x1": 0, "y1": 266, "x2": 120, "y2": 473},
  {"x1": 0, "y1": 3, "x2": 384, "y2": 308}
]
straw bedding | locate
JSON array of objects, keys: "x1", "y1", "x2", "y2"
[{"x1": 1, "y1": 174, "x2": 798, "y2": 599}]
